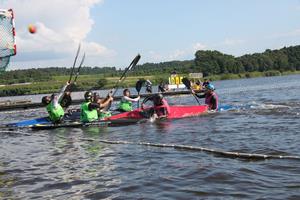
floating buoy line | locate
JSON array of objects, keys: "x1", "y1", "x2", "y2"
[{"x1": 57, "y1": 135, "x2": 300, "y2": 160}]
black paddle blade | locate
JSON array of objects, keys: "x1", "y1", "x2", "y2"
[
  {"x1": 135, "y1": 79, "x2": 145, "y2": 93},
  {"x1": 182, "y1": 77, "x2": 191, "y2": 89},
  {"x1": 131, "y1": 54, "x2": 141, "y2": 67}
]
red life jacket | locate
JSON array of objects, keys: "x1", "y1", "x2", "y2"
[{"x1": 205, "y1": 92, "x2": 218, "y2": 110}]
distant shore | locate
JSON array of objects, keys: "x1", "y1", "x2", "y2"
[{"x1": 0, "y1": 70, "x2": 299, "y2": 97}]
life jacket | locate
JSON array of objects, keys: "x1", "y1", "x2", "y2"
[
  {"x1": 118, "y1": 97, "x2": 132, "y2": 112},
  {"x1": 205, "y1": 92, "x2": 218, "y2": 110},
  {"x1": 80, "y1": 101, "x2": 98, "y2": 123},
  {"x1": 46, "y1": 103, "x2": 64, "y2": 123}
]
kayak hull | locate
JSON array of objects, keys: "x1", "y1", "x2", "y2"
[
  {"x1": 108, "y1": 105, "x2": 208, "y2": 120},
  {"x1": 6, "y1": 105, "x2": 209, "y2": 128}
]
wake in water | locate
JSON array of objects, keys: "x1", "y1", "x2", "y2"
[{"x1": 219, "y1": 101, "x2": 300, "y2": 115}]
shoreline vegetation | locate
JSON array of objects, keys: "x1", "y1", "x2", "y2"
[
  {"x1": 0, "y1": 45, "x2": 299, "y2": 97},
  {"x1": 0, "y1": 70, "x2": 299, "y2": 97}
]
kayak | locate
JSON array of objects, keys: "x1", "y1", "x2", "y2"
[
  {"x1": 30, "y1": 118, "x2": 143, "y2": 130},
  {"x1": 5, "y1": 104, "x2": 234, "y2": 129},
  {"x1": 108, "y1": 105, "x2": 208, "y2": 120}
]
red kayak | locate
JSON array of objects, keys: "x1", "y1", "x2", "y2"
[{"x1": 108, "y1": 105, "x2": 208, "y2": 120}]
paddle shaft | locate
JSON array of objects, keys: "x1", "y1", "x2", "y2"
[{"x1": 68, "y1": 43, "x2": 81, "y2": 83}]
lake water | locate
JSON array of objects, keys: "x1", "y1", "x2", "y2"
[{"x1": 1, "y1": 75, "x2": 300, "y2": 199}]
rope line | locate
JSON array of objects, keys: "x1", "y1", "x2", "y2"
[{"x1": 69, "y1": 137, "x2": 300, "y2": 160}]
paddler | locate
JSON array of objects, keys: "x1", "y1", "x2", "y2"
[
  {"x1": 192, "y1": 83, "x2": 218, "y2": 111},
  {"x1": 93, "y1": 91, "x2": 114, "y2": 119},
  {"x1": 145, "y1": 79, "x2": 153, "y2": 93},
  {"x1": 80, "y1": 91, "x2": 113, "y2": 123},
  {"x1": 118, "y1": 89, "x2": 140, "y2": 112},
  {"x1": 141, "y1": 93, "x2": 170, "y2": 118},
  {"x1": 41, "y1": 82, "x2": 70, "y2": 123}
]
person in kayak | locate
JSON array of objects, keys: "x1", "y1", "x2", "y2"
[
  {"x1": 118, "y1": 89, "x2": 140, "y2": 112},
  {"x1": 145, "y1": 79, "x2": 153, "y2": 93},
  {"x1": 141, "y1": 93, "x2": 170, "y2": 118},
  {"x1": 80, "y1": 91, "x2": 113, "y2": 123},
  {"x1": 192, "y1": 83, "x2": 218, "y2": 111},
  {"x1": 41, "y1": 82, "x2": 70, "y2": 123}
]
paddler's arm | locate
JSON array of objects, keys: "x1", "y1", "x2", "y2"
[
  {"x1": 192, "y1": 90, "x2": 205, "y2": 99},
  {"x1": 99, "y1": 96, "x2": 114, "y2": 109},
  {"x1": 88, "y1": 103, "x2": 101, "y2": 110},
  {"x1": 124, "y1": 96, "x2": 140, "y2": 102},
  {"x1": 57, "y1": 82, "x2": 70, "y2": 102}
]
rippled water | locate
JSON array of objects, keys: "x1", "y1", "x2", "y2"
[{"x1": 1, "y1": 75, "x2": 300, "y2": 199}]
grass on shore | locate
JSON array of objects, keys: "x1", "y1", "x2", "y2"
[{"x1": 1, "y1": 70, "x2": 300, "y2": 97}]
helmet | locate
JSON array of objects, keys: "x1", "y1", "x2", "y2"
[
  {"x1": 41, "y1": 96, "x2": 50, "y2": 105},
  {"x1": 154, "y1": 93, "x2": 164, "y2": 105},
  {"x1": 157, "y1": 93, "x2": 164, "y2": 100},
  {"x1": 84, "y1": 91, "x2": 93, "y2": 101},
  {"x1": 206, "y1": 84, "x2": 215, "y2": 91}
]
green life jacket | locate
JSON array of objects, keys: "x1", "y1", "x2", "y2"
[
  {"x1": 80, "y1": 101, "x2": 98, "y2": 122},
  {"x1": 99, "y1": 111, "x2": 112, "y2": 120},
  {"x1": 46, "y1": 103, "x2": 64, "y2": 123},
  {"x1": 118, "y1": 98, "x2": 132, "y2": 112}
]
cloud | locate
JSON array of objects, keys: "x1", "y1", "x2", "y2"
[
  {"x1": 193, "y1": 42, "x2": 207, "y2": 51},
  {"x1": 146, "y1": 42, "x2": 208, "y2": 62},
  {"x1": 222, "y1": 38, "x2": 245, "y2": 46},
  {"x1": 2, "y1": 0, "x2": 115, "y2": 66},
  {"x1": 269, "y1": 28, "x2": 300, "y2": 39}
]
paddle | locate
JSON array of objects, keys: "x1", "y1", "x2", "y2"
[
  {"x1": 61, "y1": 51, "x2": 85, "y2": 109},
  {"x1": 73, "y1": 53, "x2": 85, "y2": 83},
  {"x1": 68, "y1": 43, "x2": 81, "y2": 83},
  {"x1": 135, "y1": 79, "x2": 145, "y2": 108},
  {"x1": 182, "y1": 77, "x2": 201, "y2": 105},
  {"x1": 106, "y1": 54, "x2": 141, "y2": 110},
  {"x1": 111, "y1": 54, "x2": 141, "y2": 96}
]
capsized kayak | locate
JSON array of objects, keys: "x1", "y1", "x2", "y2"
[{"x1": 108, "y1": 105, "x2": 208, "y2": 120}]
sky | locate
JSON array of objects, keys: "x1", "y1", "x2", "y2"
[{"x1": 1, "y1": 0, "x2": 300, "y2": 70}]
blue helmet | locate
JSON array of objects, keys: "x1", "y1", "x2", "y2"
[{"x1": 206, "y1": 83, "x2": 215, "y2": 91}]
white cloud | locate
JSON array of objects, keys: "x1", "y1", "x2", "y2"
[
  {"x1": 2, "y1": 0, "x2": 115, "y2": 67},
  {"x1": 222, "y1": 38, "x2": 245, "y2": 46},
  {"x1": 168, "y1": 49, "x2": 186, "y2": 60},
  {"x1": 269, "y1": 28, "x2": 300, "y2": 39},
  {"x1": 193, "y1": 42, "x2": 207, "y2": 51}
]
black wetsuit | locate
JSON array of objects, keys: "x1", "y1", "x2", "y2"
[{"x1": 195, "y1": 93, "x2": 218, "y2": 110}]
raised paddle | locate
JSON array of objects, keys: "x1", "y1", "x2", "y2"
[
  {"x1": 61, "y1": 52, "x2": 85, "y2": 108},
  {"x1": 106, "y1": 54, "x2": 141, "y2": 111},
  {"x1": 135, "y1": 79, "x2": 145, "y2": 108},
  {"x1": 111, "y1": 54, "x2": 141, "y2": 96},
  {"x1": 182, "y1": 77, "x2": 201, "y2": 105},
  {"x1": 68, "y1": 43, "x2": 81, "y2": 83},
  {"x1": 73, "y1": 53, "x2": 85, "y2": 83}
]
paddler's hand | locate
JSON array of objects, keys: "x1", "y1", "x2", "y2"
[
  {"x1": 108, "y1": 91, "x2": 113, "y2": 97},
  {"x1": 191, "y1": 90, "x2": 195, "y2": 94}
]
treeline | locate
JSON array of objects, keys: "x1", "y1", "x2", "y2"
[
  {"x1": 0, "y1": 66, "x2": 120, "y2": 84},
  {"x1": 193, "y1": 45, "x2": 300, "y2": 76},
  {"x1": 0, "y1": 45, "x2": 300, "y2": 85}
]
